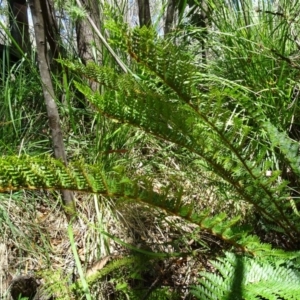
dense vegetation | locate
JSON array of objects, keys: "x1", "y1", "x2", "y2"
[{"x1": 1, "y1": 1, "x2": 300, "y2": 299}]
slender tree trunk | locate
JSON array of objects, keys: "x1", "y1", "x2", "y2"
[
  {"x1": 136, "y1": 0, "x2": 151, "y2": 27},
  {"x1": 76, "y1": 0, "x2": 102, "y2": 93},
  {"x1": 191, "y1": 1, "x2": 211, "y2": 64},
  {"x1": 164, "y1": 0, "x2": 176, "y2": 35},
  {"x1": 28, "y1": 0, "x2": 75, "y2": 220},
  {"x1": 75, "y1": 0, "x2": 127, "y2": 73},
  {"x1": 8, "y1": 0, "x2": 30, "y2": 53},
  {"x1": 76, "y1": 0, "x2": 101, "y2": 65},
  {"x1": 40, "y1": 0, "x2": 62, "y2": 68}
]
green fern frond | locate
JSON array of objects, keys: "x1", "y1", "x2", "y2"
[
  {"x1": 265, "y1": 121, "x2": 300, "y2": 177},
  {"x1": 83, "y1": 256, "x2": 136, "y2": 288},
  {"x1": 59, "y1": 48, "x2": 299, "y2": 240},
  {"x1": 0, "y1": 155, "x2": 298, "y2": 258},
  {"x1": 191, "y1": 252, "x2": 300, "y2": 300},
  {"x1": 0, "y1": 155, "x2": 106, "y2": 193}
]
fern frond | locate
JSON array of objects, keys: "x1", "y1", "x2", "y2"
[
  {"x1": 59, "y1": 49, "x2": 300, "y2": 240},
  {"x1": 0, "y1": 155, "x2": 106, "y2": 193},
  {"x1": 84, "y1": 256, "x2": 136, "y2": 288},
  {"x1": 0, "y1": 155, "x2": 298, "y2": 258},
  {"x1": 265, "y1": 121, "x2": 300, "y2": 177},
  {"x1": 191, "y1": 252, "x2": 300, "y2": 300}
]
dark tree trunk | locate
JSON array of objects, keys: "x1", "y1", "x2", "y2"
[
  {"x1": 190, "y1": 1, "x2": 211, "y2": 64},
  {"x1": 136, "y1": 0, "x2": 151, "y2": 27},
  {"x1": 28, "y1": 0, "x2": 75, "y2": 220},
  {"x1": 8, "y1": 0, "x2": 30, "y2": 53},
  {"x1": 164, "y1": 0, "x2": 176, "y2": 35},
  {"x1": 40, "y1": 0, "x2": 62, "y2": 66}
]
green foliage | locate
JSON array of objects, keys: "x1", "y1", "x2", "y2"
[
  {"x1": 58, "y1": 24, "x2": 300, "y2": 244},
  {"x1": 36, "y1": 268, "x2": 72, "y2": 300},
  {"x1": 206, "y1": 0, "x2": 300, "y2": 134},
  {"x1": 265, "y1": 121, "x2": 300, "y2": 177},
  {"x1": 0, "y1": 155, "x2": 290, "y2": 257},
  {"x1": 3, "y1": 1, "x2": 300, "y2": 298},
  {"x1": 191, "y1": 252, "x2": 300, "y2": 300},
  {"x1": 74, "y1": 254, "x2": 180, "y2": 300},
  {"x1": 0, "y1": 57, "x2": 44, "y2": 154}
]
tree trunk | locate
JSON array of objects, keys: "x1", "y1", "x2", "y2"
[
  {"x1": 8, "y1": 0, "x2": 30, "y2": 53},
  {"x1": 75, "y1": 0, "x2": 127, "y2": 73},
  {"x1": 136, "y1": 0, "x2": 151, "y2": 27},
  {"x1": 76, "y1": 0, "x2": 102, "y2": 93},
  {"x1": 190, "y1": 0, "x2": 211, "y2": 64},
  {"x1": 28, "y1": 0, "x2": 75, "y2": 220},
  {"x1": 164, "y1": 0, "x2": 176, "y2": 35},
  {"x1": 76, "y1": 0, "x2": 101, "y2": 65},
  {"x1": 40, "y1": 0, "x2": 63, "y2": 69}
]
